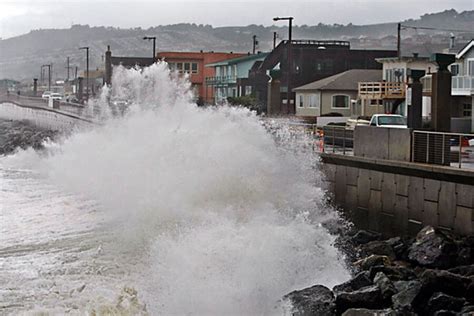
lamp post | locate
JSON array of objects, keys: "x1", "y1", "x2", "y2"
[
  {"x1": 143, "y1": 36, "x2": 156, "y2": 61},
  {"x1": 252, "y1": 35, "x2": 258, "y2": 54},
  {"x1": 79, "y1": 46, "x2": 89, "y2": 101},
  {"x1": 42, "y1": 64, "x2": 51, "y2": 92},
  {"x1": 273, "y1": 16, "x2": 294, "y2": 114}
]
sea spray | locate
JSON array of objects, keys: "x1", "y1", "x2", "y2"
[{"x1": 2, "y1": 62, "x2": 350, "y2": 314}]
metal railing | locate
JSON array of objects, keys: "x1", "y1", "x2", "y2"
[
  {"x1": 412, "y1": 130, "x2": 474, "y2": 169},
  {"x1": 281, "y1": 40, "x2": 350, "y2": 47},
  {"x1": 205, "y1": 75, "x2": 237, "y2": 85},
  {"x1": 358, "y1": 81, "x2": 406, "y2": 99},
  {"x1": 321, "y1": 125, "x2": 354, "y2": 155}
]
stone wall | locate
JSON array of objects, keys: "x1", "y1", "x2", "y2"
[{"x1": 321, "y1": 153, "x2": 474, "y2": 236}]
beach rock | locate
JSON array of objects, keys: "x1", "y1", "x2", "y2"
[
  {"x1": 391, "y1": 280, "x2": 422, "y2": 312},
  {"x1": 448, "y1": 264, "x2": 474, "y2": 277},
  {"x1": 369, "y1": 265, "x2": 416, "y2": 281},
  {"x1": 341, "y1": 308, "x2": 400, "y2": 316},
  {"x1": 433, "y1": 311, "x2": 457, "y2": 316},
  {"x1": 373, "y1": 272, "x2": 396, "y2": 300},
  {"x1": 354, "y1": 255, "x2": 391, "y2": 271},
  {"x1": 335, "y1": 285, "x2": 385, "y2": 313},
  {"x1": 333, "y1": 271, "x2": 373, "y2": 294},
  {"x1": 386, "y1": 237, "x2": 409, "y2": 260},
  {"x1": 284, "y1": 284, "x2": 336, "y2": 315},
  {"x1": 351, "y1": 230, "x2": 381, "y2": 245},
  {"x1": 425, "y1": 292, "x2": 465, "y2": 315},
  {"x1": 408, "y1": 226, "x2": 458, "y2": 269},
  {"x1": 459, "y1": 305, "x2": 474, "y2": 315},
  {"x1": 361, "y1": 241, "x2": 396, "y2": 261},
  {"x1": 419, "y1": 269, "x2": 471, "y2": 299}
]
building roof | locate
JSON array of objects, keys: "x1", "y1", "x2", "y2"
[
  {"x1": 205, "y1": 52, "x2": 270, "y2": 67},
  {"x1": 456, "y1": 39, "x2": 474, "y2": 59},
  {"x1": 293, "y1": 69, "x2": 382, "y2": 92},
  {"x1": 375, "y1": 56, "x2": 431, "y2": 63}
]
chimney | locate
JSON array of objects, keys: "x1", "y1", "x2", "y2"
[
  {"x1": 449, "y1": 33, "x2": 455, "y2": 49},
  {"x1": 413, "y1": 53, "x2": 419, "y2": 58}
]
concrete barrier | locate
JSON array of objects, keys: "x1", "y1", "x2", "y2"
[
  {"x1": 0, "y1": 101, "x2": 94, "y2": 131},
  {"x1": 354, "y1": 126, "x2": 411, "y2": 161}
]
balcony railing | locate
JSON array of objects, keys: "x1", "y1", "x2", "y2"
[
  {"x1": 452, "y1": 76, "x2": 474, "y2": 96},
  {"x1": 358, "y1": 81, "x2": 405, "y2": 99},
  {"x1": 205, "y1": 75, "x2": 237, "y2": 85}
]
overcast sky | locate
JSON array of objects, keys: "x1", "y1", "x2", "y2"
[{"x1": 0, "y1": 0, "x2": 472, "y2": 39}]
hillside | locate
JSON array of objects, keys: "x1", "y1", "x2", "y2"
[{"x1": 0, "y1": 9, "x2": 473, "y2": 80}]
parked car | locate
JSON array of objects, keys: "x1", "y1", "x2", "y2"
[
  {"x1": 369, "y1": 114, "x2": 407, "y2": 128},
  {"x1": 41, "y1": 91, "x2": 52, "y2": 99},
  {"x1": 49, "y1": 93, "x2": 63, "y2": 100}
]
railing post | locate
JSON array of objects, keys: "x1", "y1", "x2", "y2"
[
  {"x1": 411, "y1": 131, "x2": 415, "y2": 162},
  {"x1": 459, "y1": 135, "x2": 462, "y2": 169},
  {"x1": 343, "y1": 128, "x2": 346, "y2": 155},
  {"x1": 442, "y1": 134, "x2": 445, "y2": 165},
  {"x1": 332, "y1": 127, "x2": 335, "y2": 153},
  {"x1": 426, "y1": 133, "x2": 429, "y2": 163}
]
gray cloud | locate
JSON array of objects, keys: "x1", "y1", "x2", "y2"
[{"x1": 0, "y1": 0, "x2": 472, "y2": 39}]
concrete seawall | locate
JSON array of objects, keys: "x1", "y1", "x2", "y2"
[
  {"x1": 0, "y1": 101, "x2": 94, "y2": 131},
  {"x1": 321, "y1": 153, "x2": 474, "y2": 236}
]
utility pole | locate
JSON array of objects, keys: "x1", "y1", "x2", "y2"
[
  {"x1": 143, "y1": 36, "x2": 157, "y2": 61},
  {"x1": 42, "y1": 64, "x2": 51, "y2": 91},
  {"x1": 273, "y1": 16, "x2": 294, "y2": 114},
  {"x1": 273, "y1": 32, "x2": 278, "y2": 49},
  {"x1": 79, "y1": 46, "x2": 89, "y2": 101},
  {"x1": 252, "y1": 35, "x2": 258, "y2": 54},
  {"x1": 65, "y1": 57, "x2": 72, "y2": 81},
  {"x1": 397, "y1": 23, "x2": 401, "y2": 58}
]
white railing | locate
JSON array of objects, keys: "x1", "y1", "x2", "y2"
[{"x1": 452, "y1": 76, "x2": 474, "y2": 95}]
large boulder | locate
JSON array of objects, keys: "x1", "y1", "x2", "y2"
[
  {"x1": 373, "y1": 272, "x2": 396, "y2": 300},
  {"x1": 341, "y1": 308, "x2": 400, "y2": 316},
  {"x1": 333, "y1": 271, "x2": 372, "y2": 294},
  {"x1": 351, "y1": 230, "x2": 381, "y2": 245},
  {"x1": 448, "y1": 264, "x2": 474, "y2": 277},
  {"x1": 283, "y1": 284, "x2": 336, "y2": 316},
  {"x1": 419, "y1": 269, "x2": 471, "y2": 299},
  {"x1": 361, "y1": 241, "x2": 396, "y2": 261},
  {"x1": 391, "y1": 280, "x2": 422, "y2": 313},
  {"x1": 369, "y1": 265, "x2": 416, "y2": 281},
  {"x1": 335, "y1": 285, "x2": 386, "y2": 314},
  {"x1": 354, "y1": 255, "x2": 391, "y2": 271},
  {"x1": 408, "y1": 226, "x2": 458, "y2": 269},
  {"x1": 425, "y1": 292, "x2": 465, "y2": 315}
]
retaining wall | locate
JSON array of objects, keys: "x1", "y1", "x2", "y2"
[
  {"x1": 321, "y1": 153, "x2": 474, "y2": 236},
  {"x1": 0, "y1": 101, "x2": 94, "y2": 131}
]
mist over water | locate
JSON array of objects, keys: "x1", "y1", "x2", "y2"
[{"x1": 1, "y1": 62, "x2": 350, "y2": 314}]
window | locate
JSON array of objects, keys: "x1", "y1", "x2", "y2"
[
  {"x1": 298, "y1": 95, "x2": 304, "y2": 108},
  {"x1": 332, "y1": 95, "x2": 349, "y2": 109},
  {"x1": 370, "y1": 99, "x2": 383, "y2": 106},
  {"x1": 245, "y1": 86, "x2": 252, "y2": 96},
  {"x1": 463, "y1": 103, "x2": 472, "y2": 117},
  {"x1": 450, "y1": 64, "x2": 460, "y2": 76},
  {"x1": 184, "y1": 63, "x2": 190, "y2": 73},
  {"x1": 191, "y1": 63, "x2": 198, "y2": 74},
  {"x1": 309, "y1": 94, "x2": 318, "y2": 108},
  {"x1": 468, "y1": 60, "x2": 474, "y2": 76}
]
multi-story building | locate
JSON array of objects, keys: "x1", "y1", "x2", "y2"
[
  {"x1": 256, "y1": 40, "x2": 396, "y2": 115},
  {"x1": 156, "y1": 51, "x2": 245, "y2": 104},
  {"x1": 205, "y1": 52, "x2": 269, "y2": 104}
]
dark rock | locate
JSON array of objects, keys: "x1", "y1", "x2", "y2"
[
  {"x1": 419, "y1": 269, "x2": 471, "y2": 299},
  {"x1": 373, "y1": 272, "x2": 396, "y2": 300},
  {"x1": 361, "y1": 241, "x2": 396, "y2": 261},
  {"x1": 408, "y1": 226, "x2": 458, "y2": 269},
  {"x1": 335, "y1": 285, "x2": 385, "y2": 313},
  {"x1": 283, "y1": 284, "x2": 336, "y2": 316},
  {"x1": 433, "y1": 310, "x2": 457, "y2": 316},
  {"x1": 467, "y1": 282, "x2": 474, "y2": 304},
  {"x1": 391, "y1": 280, "x2": 422, "y2": 312},
  {"x1": 369, "y1": 265, "x2": 416, "y2": 281},
  {"x1": 351, "y1": 230, "x2": 381, "y2": 245},
  {"x1": 333, "y1": 271, "x2": 372, "y2": 294},
  {"x1": 354, "y1": 255, "x2": 391, "y2": 271},
  {"x1": 386, "y1": 237, "x2": 409, "y2": 260},
  {"x1": 341, "y1": 308, "x2": 400, "y2": 316},
  {"x1": 456, "y1": 247, "x2": 473, "y2": 266},
  {"x1": 426, "y1": 292, "x2": 465, "y2": 315},
  {"x1": 448, "y1": 264, "x2": 474, "y2": 277},
  {"x1": 460, "y1": 305, "x2": 474, "y2": 315}
]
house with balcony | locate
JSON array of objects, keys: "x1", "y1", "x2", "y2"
[
  {"x1": 294, "y1": 69, "x2": 382, "y2": 120},
  {"x1": 358, "y1": 54, "x2": 437, "y2": 117},
  {"x1": 156, "y1": 51, "x2": 246, "y2": 104},
  {"x1": 205, "y1": 52, "x2": 269, "y2": 104}
]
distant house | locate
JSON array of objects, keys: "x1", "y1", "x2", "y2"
[
  {"x1": 156, "y1": 51, "x2": 245, "y2": 104},
  {"x1": 205, "y1": 52, "x2": 269, "y2": 104},
  {"x1": 293, "y1": 69, "x2": 382, "y2": 119}
]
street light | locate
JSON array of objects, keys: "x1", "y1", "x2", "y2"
[
  {"x1": 273, "y1": 16, "x2": 294, "y2": 114},
  {"x1": 79, "y1": 46, "x2": 89, "y2": 101},
  {"x1": 143, "y1": 36, "x2": 156, "y2": 61}
]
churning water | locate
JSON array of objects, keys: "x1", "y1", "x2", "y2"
[{"x1": 0, "y1": 62, "x2": 350, "y2": 315}]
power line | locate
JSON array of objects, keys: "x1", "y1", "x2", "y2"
[{"x1": 401, "y1": 24, "x2": 473, "y2": 33}]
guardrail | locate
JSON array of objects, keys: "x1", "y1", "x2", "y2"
[
  {"x1": 358, "y1": 81, "x2": 406, "y2": 99},
  {"x1": 412, "y1": 130, "x2": 474, "y2": 169},
  {"x1": 321, "y1": 125, "x2": 354, "y2": 155},
  {"x1": 0, "y1": 93, "x2": 85, "y2": 117}
]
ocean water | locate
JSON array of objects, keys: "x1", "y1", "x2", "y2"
[{"x1": 0, "y1": 62, "x2": 350, "y2": 315}]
